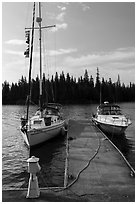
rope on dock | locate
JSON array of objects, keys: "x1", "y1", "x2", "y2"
[
  {"x1": 64, "y1": 124, "x2": 102, "y2": 190},
  {"x1": 43, "y1": 122, "x2": 103, "y2": 193},
  {"x1": 35, "y1": 120, "x2": 102, "y2": 194}
]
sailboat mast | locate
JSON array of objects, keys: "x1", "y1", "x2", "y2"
[
  {"x1": 36, "y1": 2, "x2": 43, "y2": 113},
  {"x1": 26, "y1": 2, "x2": 35, "y2": 122}
]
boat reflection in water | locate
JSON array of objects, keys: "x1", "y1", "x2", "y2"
[
  {"x1": 103, "y1": 129, "x2": 134, "y2": 167},
  {"x1": 30, "y1": 135, "x2": 67, "y2": 187}
]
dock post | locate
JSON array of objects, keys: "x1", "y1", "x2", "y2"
[{"x1": 26, "y1": 156, "x2": 41, "y2": 199}]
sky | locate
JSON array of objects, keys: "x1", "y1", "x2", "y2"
[{"x1": 2, "y1": 1, "x2": 135, "y2": 85}]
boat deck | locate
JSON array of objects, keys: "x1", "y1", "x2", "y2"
[{"x1": 2, "y1": 119, "x2": 135, "y2": 202}]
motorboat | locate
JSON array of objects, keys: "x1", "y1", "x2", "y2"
[{"x1": 92, "y1": 102, "x2": 132, "y2": 136}]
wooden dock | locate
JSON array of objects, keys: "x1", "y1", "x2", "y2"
[{"x1": 2, "y1": 119, "x2": 135, "y2": 202}]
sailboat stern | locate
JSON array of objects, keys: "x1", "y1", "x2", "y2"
[{"x1": 27, "y1": 120, "x2": 66, "y2": 147}]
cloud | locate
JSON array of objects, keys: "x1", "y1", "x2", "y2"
[
  {"x1": 79, "y1": 3, "x2": 91, "y2": 11},
  {"x1": 5, "y1": 47, "x2": 77, "y2": 60},
  {"x1": 5, "y1": 39, "x2": 25, "y2": 45},
  {"x1": 50, "y1": 47, "x2": 133, "y2": 84},
  {"x1": 57, "y1": 5, "x2": 66, "y2": 11},
  {"x1": 47, "y1": 48, "x2": 77, "y2": 56},
  {"x1": 46, "y1": 11, "x2": 56, "y2": 20},
  {"x1": 47, "y1": 5, "x2": 67, "y2": 21},
  {"x1": 4, "y1": 49, "x2": 24, "y2": 56},
  {"x1": 56, "y1": 12, "x2": 66, "y2": 22},
  {"x1": 4, "y1": 59, "x2": 25, "y2": 67},
  {"x1": 52, "y1": 23, "x2": 68, "y2": 32},
  {"x1": 59, "y1": 47, "x2": 135, "y2": 83},
  {"x1": 63, "y1": 47, "x2": 134, "y2": 70}
]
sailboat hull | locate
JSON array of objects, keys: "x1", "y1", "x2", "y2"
[{"x1": 20, "y1": 120, "x2": 66, "y2": 147}]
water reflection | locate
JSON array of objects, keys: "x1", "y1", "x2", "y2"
[
  {"x1": 2, "y1": 104, "x2": 135, "y2": 189},
  {"x1": 99, "y1": 129, "x2": 134, "y2": 169},
  {"x1": 30, "y1": 135, "x2": 67, "y2": 187}
]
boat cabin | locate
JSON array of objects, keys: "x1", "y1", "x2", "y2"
[
  {"x1": 97, "y1": 104, "x2": 122, "y2": 115},
  {"x1": 28, "y1": 105, "x2": 61, "y2": 128},
  {"x1": 35, "y1": 106, "x2": 60, "y2": 117}
]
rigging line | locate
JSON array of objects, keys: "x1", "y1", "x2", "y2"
[
  {"x1": 51, "y1": 29, "x2": 57, "y2": 103},
  {"x1": 54, "y1": 22, "x2": 57, "y2": 77},
  {"x1": 41, "y1": 7, "x2": 51, "y2": 100},
  {"x1": 46, "y1": 30, "x2": 53, "y2": 79},
  {"x1": 30, "y1": 99, "x2": 39, "y2": 107},
  {"x1": 43, "y1": 30, "x2": 55, "y2": 102},
  {"x1": 42, "y1": 28, "x2": 49, "y2": 79},
  {"x1": 32, "y1": 29, "x2": 39, "y2": 80}
]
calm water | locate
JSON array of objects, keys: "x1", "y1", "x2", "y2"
[{"x1": 2, "y1": 103, "x2": 135, "y2": 189}]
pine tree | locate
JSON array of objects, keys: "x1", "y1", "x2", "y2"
[{"x1": 2, "y1": 81, "x2": 10, "y2": 104}]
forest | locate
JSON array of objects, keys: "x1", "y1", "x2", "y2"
[{"x1": 2, "y1": 68, "x2": 135, "y2": 105}]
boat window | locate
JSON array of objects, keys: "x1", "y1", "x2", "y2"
[
  {"x1": 111, "y1": 106, "x2": 121, "y2": 115},
  {"x1": 98, "y1": 105, "x2": 122, "y2": 115},
  {"x1": 43, "y1": 108, "x2": 60, "y2": 116},
  {"x1": 116, "y1": 110, "x2": 121, "y2": 115},
  {"x1": 34, "y1": 120, "x2": 42, "y2": 124},
  {"x1": 101, "y1": 107, "x2": 110, "y2": 115},
  {"x1": 112, "y1": 116, "x2": 119, "y2": 119},
  {"x1": 103, "y1": 110, "x2": 110, "y2": 115},
  {"x1": 44, "y1": 117, "x2": 51, "y2": 126},
  {"x1": 111, "y1": 110, "x2": 116, "y2": 115}
]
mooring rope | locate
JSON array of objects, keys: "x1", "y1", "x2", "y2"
[{"x1": 38, "y1": 121, "x2": 102, "y2": 195}]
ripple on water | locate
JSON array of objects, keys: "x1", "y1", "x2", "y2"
[{"x1": 2, "y1": 104, "x2": 135, "y2": 188}]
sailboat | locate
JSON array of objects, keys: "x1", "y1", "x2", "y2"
[{"x1": 20, "y1": 2, "x2": 67, "y2": 147}]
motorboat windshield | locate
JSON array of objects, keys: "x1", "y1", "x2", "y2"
[{"x1": 97, "y1": 104, "x2": 122, "y2": 115}]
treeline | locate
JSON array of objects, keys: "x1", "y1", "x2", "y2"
[{"x1": 2, "y1": 68, "x2": 135, "y2": 105}]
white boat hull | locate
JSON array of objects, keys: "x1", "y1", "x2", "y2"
[
  {"x1": 96, "y1": 120, "x2": 127, "y2": 135},
  {"x1": 93, "y1": 118, "x2": 128, "y2": 136},
  {"x1": 20, "y1": 120, "x2": 66, "y2": 147}
]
